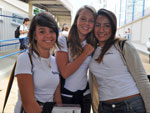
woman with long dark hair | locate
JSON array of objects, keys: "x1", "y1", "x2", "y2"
[{"x1": 89, "y1": 8, "x2": 150, "y2": 113}]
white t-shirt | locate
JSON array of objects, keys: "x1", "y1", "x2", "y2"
[
  {"x1": 19, "y1": 24, "x2": 28, "y2": 38},
  {"x1": 14, "y1": 52, "x2": 60, "y2": 113},
  {"x1": 59, "y1": 31, "x2": 68, "y2": 38},
  {"x1": 89, "y1": 46, "x2": 139, "y2": 101},
  {"x1": 57, "y1": 36, "x2": 91, "y2": 96}
]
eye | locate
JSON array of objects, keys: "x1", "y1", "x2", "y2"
[
  {"x1": 39, "y1": 30, "x2": 45, "y2": 34},
  {"x1": 95, "y1": 23, "x2": 100, "y2": 27},
  {"x1": 49, "y1": 29, "x2": 55, "y2": 33},
  {"x1": 105, "y1": 24, "x2": 111, "y2": 28},
  {"x1": 80, "y1": 17, "x2": 86, "y2": 22}
]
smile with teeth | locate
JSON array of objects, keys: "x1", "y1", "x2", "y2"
[
  {"x1": 97, "y1": 33, "x2": 105, "y2": 37},
  {"x1": 82, "y1": 26, "x2": 89, "y2": 30},
  {"x1": 44, "y1": 40, "x2": 52, "y2": 43}
]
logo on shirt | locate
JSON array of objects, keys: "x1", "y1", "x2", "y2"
[{"x1": 52, "y1": 71, "x2": 59, "y2": 75}]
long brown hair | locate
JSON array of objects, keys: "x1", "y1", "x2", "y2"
[
  {"x1": 95, "y1": 9, "x2": 118, "y2": 63},
  {"x1": 68, "y1": 5, "x2": 96, "y2": 60}
]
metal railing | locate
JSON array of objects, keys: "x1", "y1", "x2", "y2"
[{"x1": 0, "y1": 37, "x2": 27, "y2": 59}]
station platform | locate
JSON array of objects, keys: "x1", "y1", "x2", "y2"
[{"x1": 0, "y1": 42, "x2": 150, "y2": 113}]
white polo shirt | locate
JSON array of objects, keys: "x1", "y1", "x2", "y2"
[
  {"x1": 89, "y1": 46, "x2": 139, "y2": 101},
  {"x1": 57, "y1": 36, "x2": 91, "y2": 94},
  {"x1": 14, "y1": 52, "x2": 59, "y2": 113}
]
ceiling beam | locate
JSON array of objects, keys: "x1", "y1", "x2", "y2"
[
  {"x1": 47, "y1": 8, "x2": 69, "y2": 12},
  {"x1": 28, "y1": 0, "x2": 62, "y2": 5}
]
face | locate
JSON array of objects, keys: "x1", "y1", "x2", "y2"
[
  {"x1": 35, "y1": 25, "x2": 56, "y2": 52},
  {"x1": 94, "y1": 15, "x2": 112, "y2": 47},
  {"x1": 77, "y1": 9, "x2": 95, "y2": 40},
  {"x1": 25, "y1": 21, "x2": 30, "y2": 26}
]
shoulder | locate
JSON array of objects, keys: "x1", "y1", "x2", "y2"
[
  {"x1": 17, "y1": 52, "x2": 29, "y2": 61},
  {"x1": 15, "y1": 52, "x2": 32, "y2": 75},
  {"x1": 19, "y1": 25, "x2": 24, "y2": 30},
  {"x1": 124, "y1": 41, "x2": 136, "y2": 51},
  {"x1": 57, "y1": 36, "x2": 68, "y2": 52}
]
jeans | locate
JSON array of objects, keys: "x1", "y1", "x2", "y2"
[
  {"x1": 98, "y1": 95, "x2": 146, "y2": 113},
  {"x1": 62, "y1": 93, "x2": 91, "y2": 113},
  {"x1": 19, "y1": 38, "x2": 28, "y2": 49}
]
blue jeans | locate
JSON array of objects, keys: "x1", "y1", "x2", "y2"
[{"x1": 98, "y1": 95, "x2": 146, "y2": 113}]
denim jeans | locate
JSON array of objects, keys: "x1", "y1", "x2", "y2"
[
  {"x1": 98, "y1": 95, "x2": 146, "y2": 113},
  {"x1": 62, "y1": 93, "x2": 91, "y2": 113}
]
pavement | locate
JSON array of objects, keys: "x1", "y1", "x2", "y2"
[{"x1": 0, "y1": 43, "x2": 150, "y2": 113}]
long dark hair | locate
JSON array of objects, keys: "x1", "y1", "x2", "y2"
[
  {"x1": 28, "y1": 12, "x2": 59, "y2": 56},
  {"x1": 95, "y1": 9, "x2": 118, "y2": 63},
  {"x1": 68, "y1": 5, "x2": 96, "y2": 60}
]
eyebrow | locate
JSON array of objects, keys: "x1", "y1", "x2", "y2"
[
  {"x1": 38, "y1": 27, "x2": 46, "y2": 30},
  {"x1": 96, "y1": 22, "x2": 110, "y2": 24}
]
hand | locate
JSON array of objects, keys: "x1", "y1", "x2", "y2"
[{"x1": 83, "y1": 44, "x2": 94, "y2": 56}]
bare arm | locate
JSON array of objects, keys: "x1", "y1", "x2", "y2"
[
  {"x1": 19, "y1": 30, "x2": 29, "y2": 34},
  {"x1": 56, "y1": 44, "x2": 94, "y2": 79},
  {"x1": 53, "y1": 81, "x2": 62, "y2": 104},
  {"x1": 16, "y1": 74, "x2": 42, "y2": 113}
]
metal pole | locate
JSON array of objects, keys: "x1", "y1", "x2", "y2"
[
  {"x1": 132, "y1": 0, "x2": 135, "y2": 21},
  {"x1": 142, "y1": 0, "x2": 145, "y2": 16},
  {"x1": 119, "y1": 0, "x2": 122, "y2": 27},
  {"x1": 125, "y1": 0, "x2": 127, "y2": 24}
]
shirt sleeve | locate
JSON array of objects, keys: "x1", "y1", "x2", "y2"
[
  {"x1": 56, "y1": 36, "x2": 68, "y2": 52},
  {"x1": 19, "y1": 25, "x2": 24, "y2": 31},
  {"x1": 14, "y1": 52, "x2": 32, "y2": 76}
]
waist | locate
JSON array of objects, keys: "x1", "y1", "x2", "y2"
[{"x1": 104, "y1": 93, "x2": 140, "y2": 103}]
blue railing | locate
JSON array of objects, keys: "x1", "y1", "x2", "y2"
[{"x1": 0, "y1": 37, "x2": 27, "y2": 59}]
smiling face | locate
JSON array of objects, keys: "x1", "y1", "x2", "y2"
[
  {"x1": 77, "y1": 9, "x2": 95, "y2": 41},
  {"x1": 94, "y1": 15, "x2": 112, "y2": 47},
  {"x1": 35, "y1": 25, "x2": 56, "y2": 52}
]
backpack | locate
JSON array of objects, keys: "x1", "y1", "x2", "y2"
[{"x1": 15, "y1": 26, "x2": 20, "y2": 38}]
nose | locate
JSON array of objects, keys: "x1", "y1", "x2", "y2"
[
  {"x1": 99, "y1": 26, "x2": 104, "y2": 32},
  {"x1": 83, "y1": 20, "x2": 90, "y2": 25}
]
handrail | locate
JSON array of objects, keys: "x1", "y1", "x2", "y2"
[
  {"x1": 0, "y1": 37, "x2": 27, "y2": 43},
  {"x1": 0, "y1": 42, "x2": 19, "y2": 47},
  {"x1": 0, "y1": 50, "x2": 26, "y2": 59},
  {"x1": 0, "y1": 37, "x2": 28, "y2": 59}
]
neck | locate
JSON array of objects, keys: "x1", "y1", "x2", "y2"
[
  {"x1": 99, "y1": 41, "x2": 105, "y2": 47},
  {"x1": 38, "y1": 48, "x2": 50, "y2": 58},
  {"x1": 79, "y1": 34, "x2": 86, "y2": 42}
]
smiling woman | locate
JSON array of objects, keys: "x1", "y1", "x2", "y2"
[
  {"x1": 89, "y1": 9, "x2": 150, "y2": 113},
  {"x1": 56, "y1": 5, "x2": 96, "y2": 113},
  {"x1": 14, "y1": 12, "x2": 62, "y2": 113}
]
